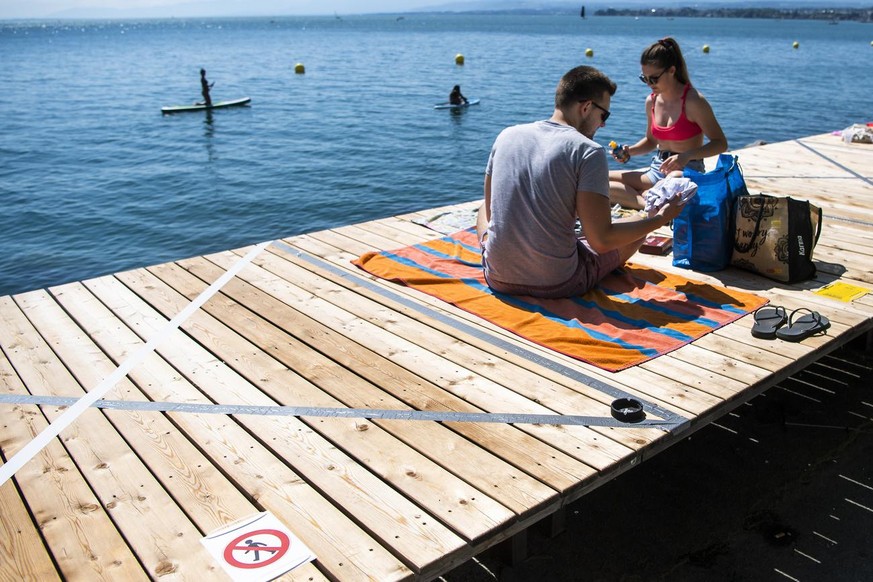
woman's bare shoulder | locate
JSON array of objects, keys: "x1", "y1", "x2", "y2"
[
  {"x1": 685, "y1": 84, "x2": 706, "y2": 101},
  {"x1": 644, "y1": 92, "x2": 655, "y2": 109},
  {"x1": 685, "y1": 85, "x2": 715, "y2": 112}
]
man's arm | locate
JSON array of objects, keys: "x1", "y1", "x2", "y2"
[
  {"x1": 576, "y1": 190, "x2": 681, "y2": 254},
  {"x1": 476, "y1": 173, "x2": 492, "y2": 246}
]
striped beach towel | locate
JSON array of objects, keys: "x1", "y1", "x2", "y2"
[{"x1": 352, "y1": 228, "x2": 767, "y2": 371}]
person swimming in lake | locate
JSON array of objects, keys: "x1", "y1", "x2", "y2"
[
  {"x1": 200, "y1": 68, "x2": 214, "y2": 107},
  {"x1": 449, "y1": 85, "x2": 468, "y2": 105},
  {"x1": 608, "y1": 37, "x2": 727, "y2": 210}
]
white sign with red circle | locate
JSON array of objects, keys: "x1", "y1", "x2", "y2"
[{"x1": 202, "y1": 512, "x2": 315, "y2": 582}]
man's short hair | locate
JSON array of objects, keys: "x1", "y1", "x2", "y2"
[{"x1": 554, "y1": 65, "x2": 617, "y2": 109}]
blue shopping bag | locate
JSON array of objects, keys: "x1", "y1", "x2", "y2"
[{"x1": 673, "y1": 154, "x2": 749, "y2": 271}]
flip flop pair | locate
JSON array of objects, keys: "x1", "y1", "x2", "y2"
[{"x1": 751, "y1": 305, "x2": 830, "y2": 341}]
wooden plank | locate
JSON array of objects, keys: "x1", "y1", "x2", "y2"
[
  {"x1": 0, "y1": 458, "x2": 61, "y2": 582},
  {"x1": 0, "y1": 478, "x2": 60, "y2": 580},
  {"x1": 0, "y1": 302, "x2": 149, "y2": 580},
  {"x1": 201, "y1": 249, "x2": 643, "y2": 470},
  {"x1": 0, "y1": 293, "x2": 222, "y2": 579},
  {"x1": 149, "y1": 259, "x2": 589, "y2": 501},
  {"x1": 0, "y1": 402, "x2": 142, "y2": 582},
  {"x1": 17, "y1": 290, "x2": 258, "y2": 526},
  {"x1": 53, "y1": 280, "x2": 394, "y2": 582},
  {"x1": 43, "y1": 283, "x2": 328, "y2": 582},
  {"x1": 146, "y1": 258, "x2": 565, "y2": 511},
  {"x1": 114, "y1": 265, "x2": 513, "y2": 542},
  {"x1": 239, "y1": 248, "x2": 658, "y2": 449},
  {"x1": 84, "y1": 273, "x2": 460, "y2": 579},
  {"x1": 821, "y1": 221, "x2": 873, "y2": 246}
]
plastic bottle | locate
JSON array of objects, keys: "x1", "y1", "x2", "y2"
[{"x1": 609, "y1": 140, "x2": 630, "y2": 163}]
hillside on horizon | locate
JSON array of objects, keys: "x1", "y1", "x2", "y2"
[
  {"x1": 420, "y1": 0, "x2": 873, "y2": 11},
  {"x1": 9, "y1": 0, "x2": 872, "y2": 21}
]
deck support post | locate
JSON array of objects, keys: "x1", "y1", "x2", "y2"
[
  {"x1": 545, "y1": 508, "x2": 566, "y2": 537},
  {"x1": 497, "y1": 529, "x2": 528, "y2": 567}
]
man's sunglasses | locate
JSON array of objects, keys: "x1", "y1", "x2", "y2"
[{"x1": 590, "y1": 101, "x2": 610, "y2": 123}]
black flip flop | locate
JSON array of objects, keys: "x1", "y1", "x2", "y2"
[
  {"x1": 751, "y1": 305, "x2": 788, "y2": 339},
  {"x1": 775, "y1": 308, "x2": 830, "y2": 342}
]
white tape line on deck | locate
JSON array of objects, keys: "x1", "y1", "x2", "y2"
[{"x1": 0, "y1": 241, "x2": 271, "y2": 486}]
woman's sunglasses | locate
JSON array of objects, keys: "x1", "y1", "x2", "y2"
[{"x1": 639, "y1": 69, "x2": 667, "y2": 85}]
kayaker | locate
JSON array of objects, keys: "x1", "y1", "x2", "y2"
[{"x1": 449, "y1": 85, "x2": 468, "y2": 105}]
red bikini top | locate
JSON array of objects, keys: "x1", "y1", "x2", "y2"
[{"x1": 650, "y1": 84, "x2": 702, "y2": 142}]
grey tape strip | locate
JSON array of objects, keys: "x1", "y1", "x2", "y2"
[
  {"x1": 0, "y1": 241, "x2": 271, "y2": 487},
  {"x1": 788, "y1": 140, "x2": 873, "y2": 228},
  {"x1": 0, "y1": 394, "x2": 674, "y2": 428},
  {"x1": 826, "y1": 214, "x2": 873, "y2": 227},
  {"x1": 272, "y1": 241, "x2": 687, "y2": 426},
  {"x1": 796, "y1": 138, "x2": 873, "y2": 189}
]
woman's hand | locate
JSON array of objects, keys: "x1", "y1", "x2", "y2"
[
  {"x1": 611, "y1": 144, "x2": 630, "y2": 164},
  {"x1": 659, "y1": 153, "x2": 686, "y2": 174}
]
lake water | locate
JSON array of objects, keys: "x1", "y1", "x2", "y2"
[{"x1": 1, "y1": 13, "x2": 871, "y2": 295}]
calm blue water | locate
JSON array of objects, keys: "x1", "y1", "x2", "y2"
[{"x1": 1, "y1": 14, "x2": 871, "y2": 295}]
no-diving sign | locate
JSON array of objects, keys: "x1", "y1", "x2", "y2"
[{"x1": 202, "y1": 512, "x2": 315, "y2": 581}]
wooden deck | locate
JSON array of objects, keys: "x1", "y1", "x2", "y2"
[{"x1": 1, "y1": 132, "x2": 872, "y2": 581}]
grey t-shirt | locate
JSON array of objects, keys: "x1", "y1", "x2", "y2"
[{"x1": 483, "y1": 120, "x2": 609, "y2": 287}]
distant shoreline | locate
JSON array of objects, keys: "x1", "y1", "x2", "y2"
[
  {"x1": 594, "y1": 7, "x2": 873, "y2": 23},
  {"x1": 3, "y1": 7, "x2": 872, "y2": 23}
]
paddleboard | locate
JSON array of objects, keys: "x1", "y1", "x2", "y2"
[
  {"x1": 161, "y1": 97, "x2": 251, "y2": 114},
  {"x1": 433, "y1": 98, "x2": 480, "y2": 110}
]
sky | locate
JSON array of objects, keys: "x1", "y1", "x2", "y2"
[
  {"x1": 1, "y1": 0, "x2": 858, "y2": 19},
  {"x1": 3, "y1": 0, "x2": 447, "y2": 19}
]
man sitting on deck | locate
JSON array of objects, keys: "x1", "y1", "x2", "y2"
[{"x1": 476, "y1": 65, "x2": 686, "y2": 298}]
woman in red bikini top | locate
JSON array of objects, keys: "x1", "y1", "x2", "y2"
[{"x1": 608, "y1": 37, "x2": 728, "y2": 210}]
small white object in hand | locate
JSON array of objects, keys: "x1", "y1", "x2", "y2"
[{"x1": 644, "y1": 177, "x2": 698, "y2": 214}]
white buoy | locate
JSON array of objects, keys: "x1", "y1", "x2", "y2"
[
  {"x1": 702, "y1": 44, "x2": 710, "y2": 53},
  {"x1": 792, "y1": 41, "x2": 799, "y2": 49}
]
